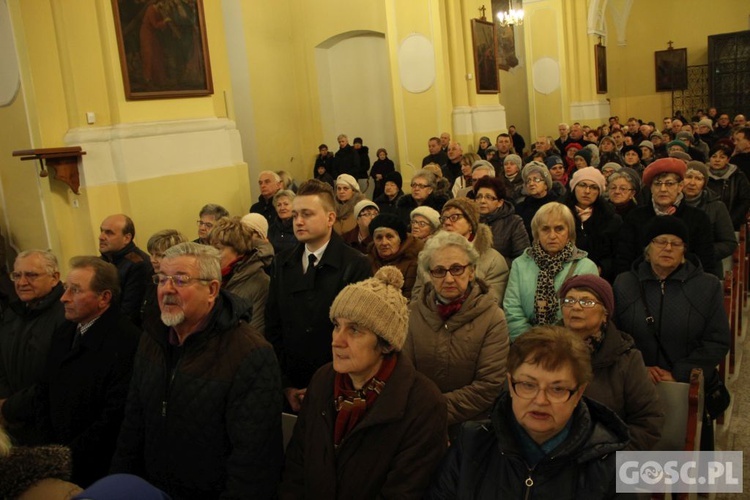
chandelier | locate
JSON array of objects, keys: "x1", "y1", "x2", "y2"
[{"x1": 497, "y1": 1, "x2": 524, "y2": 27}]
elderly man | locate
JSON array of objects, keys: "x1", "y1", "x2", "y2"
[
  {"x1": 715, "y1": 113, "x2": 733, "y2": 139},
  {"x1": 442, "y1": 141, "x2": 464, "y2": 184},
  {"x1": 675, "y1": 131, "x2": 706, "y2": 162},
  {"x1": 265, "y1": 179, "x2": 370, "y2": 413},
  {"x1": 35, "y1": 257, "x2": 139, "y2": 486},
  {"x1": 194, "y1": 203, "x2": 229, "y2": 244},
  {"x1": 99, "y1": 214, "x2": 153, "y2": 325},
  {"x1": 554, "y1": 123, "x2": 569, "y2": 152},
  {"x1": 734, "y1": 114, "x2": 747, "y2": 128},
  {"x1": 422, "y1": 136, "x2": 449, "y2": 167},
  {"x1": 564, "y1": 123, "x2": 591, "y2": 148},
  {"x1": 697, "y1": 118, "x2": 716, "y2": 149},
  {"x1": 250, "y1": 171, "x2": 283, "y2": 223},
  {"x1": 0, "y1": 250, "x2": 66, "y2": 444},
  {"x1": 334, "y1": 133, "x2": 361, "y2": 178},
  {"x1": 112, "y1": 243, "x2": 282, "y2": 498},
  {"x1": 615, "y1": 158, "x2": 715, "y2": 275},
  {"x1": 440, "y1": 131, "x2": 451, "y2": 152}
]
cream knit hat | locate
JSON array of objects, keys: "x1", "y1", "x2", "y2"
[{"x1": 329, "y1": 266, "x2": 408, "y2": 351}]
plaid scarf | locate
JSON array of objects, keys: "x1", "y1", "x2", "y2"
[{"x1": 333, "y1": 355, "x2": 397, "y2": 447}]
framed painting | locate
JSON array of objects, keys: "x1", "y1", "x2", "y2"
[
  {"x1": 655, "y1": 48, "x2": 688, "y2": 92},
  {"x1": 595, "y1": 43, "x2": 607, "y2": 94},
  {"x1": 111, "y1": 0, "x2": 213, "y2": 100},
  {"x1": 471, "y1": 19, "x2": 500, "y2": 94}
]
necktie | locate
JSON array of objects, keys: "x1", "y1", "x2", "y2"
[
  {"x1": 307, "y1": 254, "x2": 317, "y2": 274},
  {"x1": 71, "y1": 327, "x2": 83, "y2": 350}
]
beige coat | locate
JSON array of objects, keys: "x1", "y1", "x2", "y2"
[
  {"x1": 411, "y1": 224, "x2": 509, "y2": 305},
  {"x1": 334, "y1": 193, "x2": 365, "y2": 235},
  {"x1": 404, "y1": 279, "x2": 510, "y2": 426}
]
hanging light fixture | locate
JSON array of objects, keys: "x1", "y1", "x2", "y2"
[{"x1": 497, "y1": 0, "x2": 524, "y2": 27}]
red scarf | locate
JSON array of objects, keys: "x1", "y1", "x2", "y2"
[
  {"x1": 436, "y1": 285, "x2": 472, "y2": 322},
  {"x1": 333, "y1": 355, "x2": 397, "y2": 447},
  {"x1": 220, "y1": 255, "x2": 244, "y2": 285}
]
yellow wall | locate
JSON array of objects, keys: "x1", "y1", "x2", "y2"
[{"x1": 607, "y1": 0, "x2": 750, "y2": 122}]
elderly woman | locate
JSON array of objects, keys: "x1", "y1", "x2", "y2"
[
  {"x1": 413, "y1": 198, "x2": 509, "y2": 303},
  {"x1": 563, "y1": 167, "x2": 622, "y2": 281},
  {"x1": 502, "y1": 154, "x2": 525, "y2": 201},
  {"x1": 409, "y1": 206, "x2": 440, "y2": 241},
  {"x1": 404, "y1": 231, "x2": 509, "y2": 433},
  {"x1": 395, "y1": 169, "x2": 448, "y2": 225},
  {"x1": 366, "y1": 214, "x2": 423, "y2": 298},
  {"x1": 474, "y1": 176, "x2": 529, "y2": 266},
  {"x1": 614, "y1": 216, "x2": 730, "y2": 448},
  {"x1": 333, "y1": 174, "x2": 366, "y2": 235},
  {"x1": 559, "y1": 275, "x2": 664, "y2": 451},
  {"x1": 209, "y1": 216, "x2": 273, "y2": 335},
  {"x1": 370, "y1": 148, "x2": 395, "y2": 200},
  {"x1": 280, "y1": 267, "x2": 447, "y2": 499},
  {"x1": 706, "y1": 141, "x2": 750, "y2": 230},
  {"x1": 606, "y1": 167, "x2": 640, "y2": 218},
  {"x1": 428, "y1": 326, "x2": 629, "y2": 498},
  {"x1": 143, "y1": 229, "x2": 188, "y2": 323},
  {"x1": 451, "y1": 152, "x2": 479, "y2": 198},
  {"x1": 268, "y1": 189, "x2": 298, "y2": 254},
  {"x1": 342, "y1": 199, "x2": 379, "y2": 254},
  {"x1": 682, "y1": 161, "x2": 737, "y2": 277},
  {"x1": 503, "y1": 202, "x2": 598, "y2": 340},
  {"x1": 515, "y1": 161, "x2": 562, "y2": 238}
]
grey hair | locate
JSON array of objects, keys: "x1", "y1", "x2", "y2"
[
  {"x1": 472, "y1": 160, "x2": 495, "y2": 177},
  {"x1": 199, "y1": 204, "x2": 229, "y2": 219},
  {"x1": 413, "y1": 169, "x2": 437, "y2": 189},
  {"x1": 607, "y1": 172, "x2": 635, "y2": 188},
  {"x1": 16, "y1": 249, "x2": 59, "y2": 275},
  {"x1": 273, "y1": 189, "x2": 296, "y2": 206},
  {"x1": 530, "y1": 202, "x2": 577, "y2": 244},
  {"x1": 163, "y1": 242, "x2": 221, "y2": 281},
  {"x1": 418, "y1": 230, "x2": 480, "y2": 274},
  {"x1": 258, "y1": 170, "x2": 281, "y2": 183}
]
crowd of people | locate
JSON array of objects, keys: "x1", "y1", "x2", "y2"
[{"x1": 0, "y1": 113, "x2": 745, "y2": 497}]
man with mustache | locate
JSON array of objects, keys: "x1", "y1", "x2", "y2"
[{"x1": 111, "y1": 242, "x2": 283, "y2": 498}]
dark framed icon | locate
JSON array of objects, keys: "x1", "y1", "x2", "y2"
[
  {"x1": 111, "y1": 0, "x2": 213, "y2": 100},
  {"x1": 471, "y1": 19, "x2": 500, "y2": 94},
  {"x1": 595, "y1": 43, "x2": 607, "y2": 94},
  {"x1": 655, "y1": 48, "x2": 688, "y2": 92}
]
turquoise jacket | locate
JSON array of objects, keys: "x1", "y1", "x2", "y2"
[{"x1": 503, "y1": 247, "x2": 598, "y2": 340}]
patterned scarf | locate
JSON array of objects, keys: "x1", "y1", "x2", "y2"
[
  {"x1": 652, "y1": 192, "x2": 683, "y2": 216},
  {"x1": 436, "y1": 284, "x2": 473, "y2": 322},
  {"x1": 530, "y1": 241, "x2": 575, "y2": 326},
  {"x1": 583, "y1": 326, "x2": 606, "y2": 354},
  {"x1": 333, "y1": 355, "x2": 397, "y2": 447}
]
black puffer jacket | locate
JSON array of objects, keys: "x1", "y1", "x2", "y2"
[
  {"x1": 395, "y1": 192, "x2": 449, "y2": 226},
  {"x1": 480, "y1": 202, "x2": 530, "y2": 266},
  {"x1": 427, "y1": 392, "x2": 629, "y2": 499},
  {"x1": 111, "y1": 291, "x2": 283, "y2": 499},
  {"x1": 0, "y1": 283, "x2": 66, "y2": 442},
  {"x1": 706, "y1": 163, "x2": 750, "y2": 230},
  {"x1": 335, "y1": 144, "x2": 361, "y2": 177}
]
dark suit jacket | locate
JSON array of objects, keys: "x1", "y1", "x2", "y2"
[
  {"x1": 265, "y1": 233, "x2": 371, "y2": 389},
  {"x1": 36, "y1": 305, "x2": 140, "y2": 487},
  {"x1": 101, "y1": 242, "x2": 153, "y2": 326}
]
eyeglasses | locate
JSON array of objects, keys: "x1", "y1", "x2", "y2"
[
  {"x1": 439, "y1": 213, "x2": 465, "y2": 224},
  {"x1": 411, "y1": 220, "x2": 431, "y2": 228},
  {"x1": 410, "y1": 182, "x2": 429, "y2": 190},
  {"x1": 560, "y1": 297, "x2": 601, "y2": 308},
  {"x1": 653, "y1": 180, "x2": 680, "y2": 188},
  {"x1": 358, "y1": 210, "x2": 378, "y2": 219},
  {"x1": 525, "y1": 177, "x2": 544, "y2": 184},
  {"x1": 510, "y1": 378, "x2": 580, "y2": 403},
  {"x1": 428, "y1": 264, "x2": 471, "y2": 278},
  {"x1": 197, "y1": 221, "x2": 214, "y2": 229},
  {"x1": 10, "y1": 271, "x2": 47, "y2": 282},
  {"x1": 576, "y1": 182, "x2": 600, "y2": 191},
  {"x1": 651, "y1": 238, "x2": 685, "y2": 249},
  {"x1": 475, "y1": 194, "x2": 498, "y2": 201},
  {"x1": 608, "y1": 186, "x2": 634, "y2": 193},
  {"x1": 153, "y1": 274, "x2": 213, "y2": 287}
]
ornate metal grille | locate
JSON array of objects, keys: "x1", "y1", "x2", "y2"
[
  {"x1": 673, "y1": 65, "x2": 708, "y2": 119},
  {"x1": 709, "y1": 30, "x2": 750, "y2": 118}
]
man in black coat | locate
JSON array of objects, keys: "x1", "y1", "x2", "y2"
[
  {"x1": 422, "y1": 137, "x2": 449, "y2": 167},
  {"x1": 99, "y1": 214, "x2": 153, "y2": 325},
  {"x1": 35, "y1": 257, "x2": 139, "y2": 487},
  {"x1": 265, "y1": 179, "x2": 371, "y2": 412},
  {"x1": 0, "y1": 250, "x2": 67, "y2": 444},
  {"x1": 334, "y1": 134, "x2": 361, "y2": 178},
  {"x1": 250, "y1": 170, "x2": 283, "y2": 223},
  {"x1": 732, "y1": 127, "x2": 750, "y2": 179}
]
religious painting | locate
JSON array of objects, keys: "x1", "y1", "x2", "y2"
[
  {"x1": 595, "y1": 43, "x2": 607, "y2": 94},
  {"x1": 471, "y1": 19, "x2": 500, "y2": 94},
  {"x1": 655, "y1": 48, "x2": 688, "y2": 92},
  {"x1": 111, "y1": 0, "x2": 213, "y2": 100},
  {"x1": 491, "y1": 0, "x2": 520, "y2": 70}
]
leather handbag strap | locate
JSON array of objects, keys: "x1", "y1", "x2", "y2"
[{"x1": 638, "y1": 281, "x2": 674, "y2": 369}]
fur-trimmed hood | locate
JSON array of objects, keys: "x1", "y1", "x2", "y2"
[
  {"x1": 473, "y1": 223, "x2": 494, "y2": 255},
  {"x1": 0, "y1": 445, "x2": 72, "y2": 498}
]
